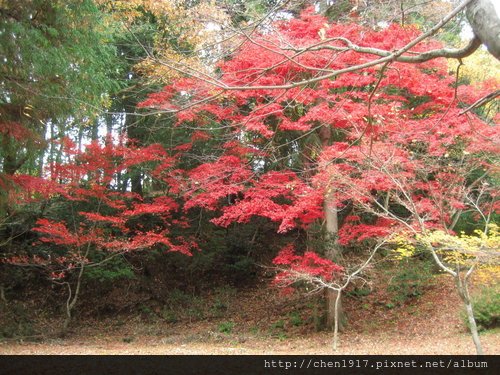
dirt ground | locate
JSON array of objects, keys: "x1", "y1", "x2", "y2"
[
  {"x1": 1, "y1": 330, "x2": 499, "y2": 355},
  {"x1": 1, "y1": 274, "x2": 498, "y2": 355}
]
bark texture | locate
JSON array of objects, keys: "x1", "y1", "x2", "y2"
[{"x1": 467, "y1": 0, "x2": 500, "y2": 60}]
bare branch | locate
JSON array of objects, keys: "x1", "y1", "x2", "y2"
[
  {"x1": 288, "y1": 35, "x2": 481, "y2": 63},
  {"x1": 459, "y1": 89, "x2": 500, "y2": 115}
]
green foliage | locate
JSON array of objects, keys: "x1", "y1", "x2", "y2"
[
  {"x1": 289, "y1": 311, "x2": 303, "y2": 327},
  {"x1": 322, "y1": 0, "x2": 352, "y2": 21},
  {"x1": 138, "y1": 304, "x2": 154, "y2": 317},
  {"x1": 223, "y1": 0, "x2": 281, "y2": 25},
  {"x1": 159, "y1": 286, "x2": 238, "y2": 323},
  {"x1": 465, "y1": 287, "x2": 500, "y2": 331},
  {"x1": 164, "y1": 218, "x2": 264, "y2": 287},
  {"x1": 385, "y1": 302, "x2": 396, "y2": 310},
  {"x1": 387, "y1": 259, "x2": 434, "y2": 305},
  {"x1": 161, "y1": 310, "x2": 178, "y2": 324},
  {"x1": 84, "y1": 257, "x2": 135, "y2": 284},
  {"x1": 249, "y1": 326, "x2": 260, "y2": 335},
  {"x1": 167, "y1": 288, "x2": 197, "y2": 307},
  {"x1": 275, "y1": 332, "x2": 288, "y2": 341},
  {"x1": 271, "y1": 319, "x2": 285, "y2": 330},
  {"x1": 304, "y1": 298, "x2": 329, "y2": 332},
  {"x1": 347, "y1": 286, "x2": 372, "y2": 298},
  {"x1": 217, "y1": 321, "x2": 235, "y2": 334},
  {"x1": 453, "y1": 211, "x2": 500, "y2": 237},
  {"x1": 306, "y1": 222, "x2": 335, "y2": 257},
  {"x1": 0, "y1": 0, "x2": 122, "y2": 216},
  {"x1": 0, "y1": 0, "x2": 120, "y2": 124},
  {"x1": 268, "y1": 319, "x2": 288, "y2": 340}
]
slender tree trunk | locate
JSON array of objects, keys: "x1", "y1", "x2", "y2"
[
  {"x1": 106, "y1": 113, "x2": 113, "y2": 139},
  {"x1": 464, "y1": 300, "x2": 483, "y2": 355},
  {"x1": 456, "y1": 275, "x2": 484, "y2": 354},
  {"x1": 77, "y1": 126, "x2": 84, "y2": 152},
  {"x1": 91, "y1": 119, "x2": 99, "y2": 141},
  {"x1": 318, "y1": 121, "x2": 345, "y2": 331},
  {"x1": 124, "y1": 103, "x2": 144, "y2": 196},
  {"x1": 48, "y1": 122, "x2": 55, "y2": 179},
  {"x1": 37, "y1": 148, "x2": 44, "y2": 177},
  {"x1": 1, "y1": 136, "x2": 25, "y2": 216},
  {"x1": 61, "y1": 261, "x2": 85, "y2": 336},
  {"x1": 332, "y1": 286, "x2": 342, "y2": 350},
  {"x1": 324, "y1": 195, "x2": 345, "y2": 331},
  {"x1": 35, "y1": 121, "x2": 48, "y2": 178}
]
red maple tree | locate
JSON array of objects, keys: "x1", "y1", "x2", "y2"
[
  {"x1": 139, "y1": 8, "x2": 497, "y2": 278},
  {"x1": 4, "y1": 136, "x2": 198, "y2": 331}
]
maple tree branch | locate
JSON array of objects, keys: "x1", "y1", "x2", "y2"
[
  {"x1": 465, "y1": 189, "x2": 495, "y2": 232},
  {"x1": 459, "y1": 89, "x2": 500, "y2": 115},
  {"x1": 229, "y1": 23, "x2": 339, "y2": 77},
  {"x1": 467, "y1": 0, "x2": 500, "y2": 60},
  {"x1": 273, "y1": 239, "x2": 386, "y2": 350},
  {"x1": 449, "y1": 170, "x2": 490, "y2": 231},
  {"x1": 427, "y1": 243, "x2": 458, "y2": 277},
  {"x1": 222, "y1": 0, "x2": 474, "y2": 90},
  {"x1": 465, "y1": 264, "x2": 476, "y2": 281},
  {"x1": 288, "y1": 35, "x2": 481, "y2": 64},
  {"x1": 139, "y1": 0, "x2": 476, "y2": 94},
  {"x1": 192, "y1": 0, "x2": 472, "y2": 91},
  {"x1": 367, "y1": 62, "x2": 390, "y2": 156}
]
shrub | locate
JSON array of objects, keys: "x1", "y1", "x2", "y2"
[
  {"x1": 289, "y1": 311, "x2": 303, "y2": 327},
  {"x1": 466, "y1": 287, "x2": 500, "y2": 331},
  {"x1": 84, "y1": 256, "x2": 135, "y2": 284},
  {"x1": 217, "y1": 321, "x2": 235, "y2": 334},
  {"x1": 387, "y1": 259, "x2": 434, "y2": 305}
]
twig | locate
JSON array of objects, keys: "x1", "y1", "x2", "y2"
[{"x1": 459, "y1": 90, "x2": 500, "y2": 115}]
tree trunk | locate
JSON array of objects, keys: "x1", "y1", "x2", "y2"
[
  {"x1": 37, "y1": 124, "x2": 46, "y2": 178},
  {"x1": 456, "y1": 275, "x2": 484, "y2": 354},
  {"x1": 467, "y1": 0, "x2": 500, "y2": 60},
  {"x1": 90, "y1": 119, "x2": 99, "y2": 141},
  {"x1": 318, "y1": 120, "x2": 345, "y2": 331},
  {"x1": 1, "y1": 136, "x2": 24, "y2": 216},
  {"x1": 332, "y1": 286, "x2": 343, "y2": 350},
  {"x1": 464, "y1": 300, "x2": 483, "y2": 355},
  {"x1": 77, "y1": 126, "x2": 84, "y2": 152},
  {"x1": 324, "y1": 195, "x2": 345, "y2": 331},
  {"x1": 326, "y1": 288, "x2": 344, "y2": 330},
  {"x1": 60, "y1": 262, "x2": 85, "y2": 337},
  {"x1": 124, "y1": 102, "x2": 144, "y2": 196}
]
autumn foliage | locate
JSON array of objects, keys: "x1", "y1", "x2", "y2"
[
  {"x1": 3, "y1": 8, "x2": 498, "y2": 294},
  {"x1": 273, "y1": 244, "x2": 343, "y2": 294},
  {"x1": 4, "y1": 137, "x2": 196, "y2": 280},
  {"x1": 137, "y1": 8, "x2": 498, "y2": 285}
]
